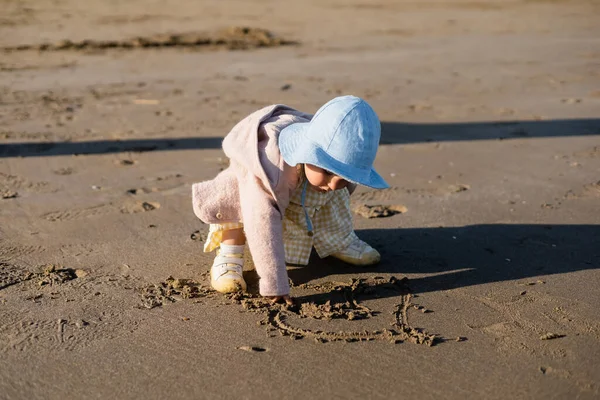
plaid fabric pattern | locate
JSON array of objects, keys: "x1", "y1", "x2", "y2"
[
  {"x1": 204, "y1": 178, "x2": 356, "y2": 265},
  {"x1": 282, "y1": 181, "x2": 356, "y2": 265}
]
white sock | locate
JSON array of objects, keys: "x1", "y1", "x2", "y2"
[{"x1": 219, "y1": 243, "x2": 244, "y2": 257}]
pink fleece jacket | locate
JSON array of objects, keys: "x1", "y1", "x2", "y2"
[{"x1": 192, "y1": 104, "x2": 312, "y2": 296}]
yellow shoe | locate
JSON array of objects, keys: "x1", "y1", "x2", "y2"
[
  {"x1": 330, "y1": 238, "x2": 381, "y2": 266},
  {"x1": 210, "y1": 253, "x2": 247, "y2": 293}
]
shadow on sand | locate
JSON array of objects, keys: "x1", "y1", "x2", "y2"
[
  {"x1": 0, "y1": 137, "x2": 224, "y2": 158},
  {"x1": 1, "y1": 118, "x2": 599, "y2": 158},
  {"x1": 288, "y1": 224, "x2": 599, "y2": 297}
]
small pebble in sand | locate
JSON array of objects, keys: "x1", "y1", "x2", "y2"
[
  {"x1": 237, "y1": 346, "x2": 267, "y2": 352},
  {"x1": 450, "y1": 184, "x2": 470, "y2": 193},
  {"x1": 142, "y1": 202, "x2": 159, "y2": 211},
  {"x1": 408, "y1": 103, "x2": 432, "y2": 112},
  {"x1": 122, "y1": 201, "x2": 160, "y2": 213},
  {"x1": 540, "y1": 333, "x2": 565, "y2": 340},
  {"x1": 115, "y1": 159, "x2": 136, "y2": 166},
  {"x1": 1, "y1": 190, "x2": 18, "y2": 199},
  {"x1": 171, "y1": 279, "x2": 188, "y2": 289},
  {"x1": 75, "y1": 320, "x2": 88, "y2": 329},
  {"x1": 190, "y1": 230, "x2": 203, "y2": 241},
  {"x1": 74, "y1": 269, "x2": 88, "y2": 278}
]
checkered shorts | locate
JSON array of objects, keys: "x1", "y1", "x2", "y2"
[
  {"x1": 203, "y1": 222, "x2": 245, "y2": 253},
  {"x1": 204, "y1": 178, "x2": 356, "y2": 265}
]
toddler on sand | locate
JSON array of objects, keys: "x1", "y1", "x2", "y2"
[{"x1": 192, "y1": 95, "x2": 389, "y2": 303}]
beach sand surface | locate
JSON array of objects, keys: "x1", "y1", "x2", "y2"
[{"x1": 1, "y1": 0, "x2": 599, "y2": 398}]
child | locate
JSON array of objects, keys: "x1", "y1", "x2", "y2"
[{"x1": 192, "y1": 95, "x2": 389, "y2": 303}]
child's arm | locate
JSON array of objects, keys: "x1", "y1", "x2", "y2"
[{"x1": 238, "y1": 176, "x2": 291, "y2": 298}]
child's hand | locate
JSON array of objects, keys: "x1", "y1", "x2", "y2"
[{"x1": 266, "y1": 295, "x2": 294, "y2": 306}]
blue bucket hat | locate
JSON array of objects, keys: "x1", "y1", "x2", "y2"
[{"x1": 279, "y1": 95, "x2": 389, "y2": 189}]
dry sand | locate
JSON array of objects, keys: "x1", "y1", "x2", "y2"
[{"x1": 1, "y1": 0, "x2": 599, "y2": 398}]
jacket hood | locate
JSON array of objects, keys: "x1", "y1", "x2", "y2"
[{"x1": 222, "y1": 104, "x2": 312, "y2": 199}]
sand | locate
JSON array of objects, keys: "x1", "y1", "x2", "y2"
[{"x1": 1, "y1": 0, "x2": 599, "y2": 398}]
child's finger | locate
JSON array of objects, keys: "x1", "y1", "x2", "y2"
[
  {"x1": 267, "y1": 295, "x2": 294, "y2": 305},
  {"x1": 283, "y1": 295, "x2": 294, "y2": 306}
]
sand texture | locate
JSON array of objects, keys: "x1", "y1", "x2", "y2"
[{"x1": 1, "y1": 0, "x2": 599, "y2": 399}]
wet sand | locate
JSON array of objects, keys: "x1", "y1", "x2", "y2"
[{"x1": 1, "y1": 0, "x2": 599, "y2": 398}]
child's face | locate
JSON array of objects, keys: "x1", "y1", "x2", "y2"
[{"x1": 304, "y1": 164, "x2": 349, "y2": 192}]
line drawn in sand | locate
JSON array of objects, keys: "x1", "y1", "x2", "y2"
[
  {"x1": 245, "y1": 277, "x2": 439, "y2": 346},
  {"x1": 140, "y1": 274, "x2": 442, "y2": 346}
]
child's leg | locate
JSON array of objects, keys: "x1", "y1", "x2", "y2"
[
  {"x1": 204, "y1": 224, "x2": 247, "y2": 293},
  {"x1": 221, "y1": 228, "x2": 245, "y2": 245}
]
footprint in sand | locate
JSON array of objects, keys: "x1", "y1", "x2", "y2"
[
  {"x1": 0, "y1": 172, "x2": 54, "y2": 193},
  {"x1": 573, "y1": 145, "x2": 600, "y2": 158},
  {"x1": 0, "y1": 263, "x2": 81, "y2": 291},
  {"x1": 564, "y1": 181, "x2": 600, "y2": 200},
  {"x1": 0, "y1": 270, "x2": 144, "y2": 352},
  {"x1": 42, "y1": 203, "x2": 114, "y2": 221},
  {"x1": 0, "y1": 262, "x2": 29, "y2": 290},
  {"x1": 126, "y1": 187, "x2": 155, "y2": 195},
  {"x1": 114, "y1": 159, "x2": 137, "y2": 167},
  {"x1": 120, "y1": 201, "x2": 160, "y2": 213},
  {"x1": 42, "y1": 200, "x2": 160, "y2": 221},
  {"x1": 53, "y1": 167, "x2": 75, "y2": 176},
  {"x1": 581, "y1": 181, "x2": 600, "y2": 197},
  {"x1": 0, "y1": 242, "x2": 46, "y2": 261}
]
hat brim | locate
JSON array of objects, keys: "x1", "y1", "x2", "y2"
[{"x1": 279, "y1": 123, "x2": 390, "y2": 189}]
